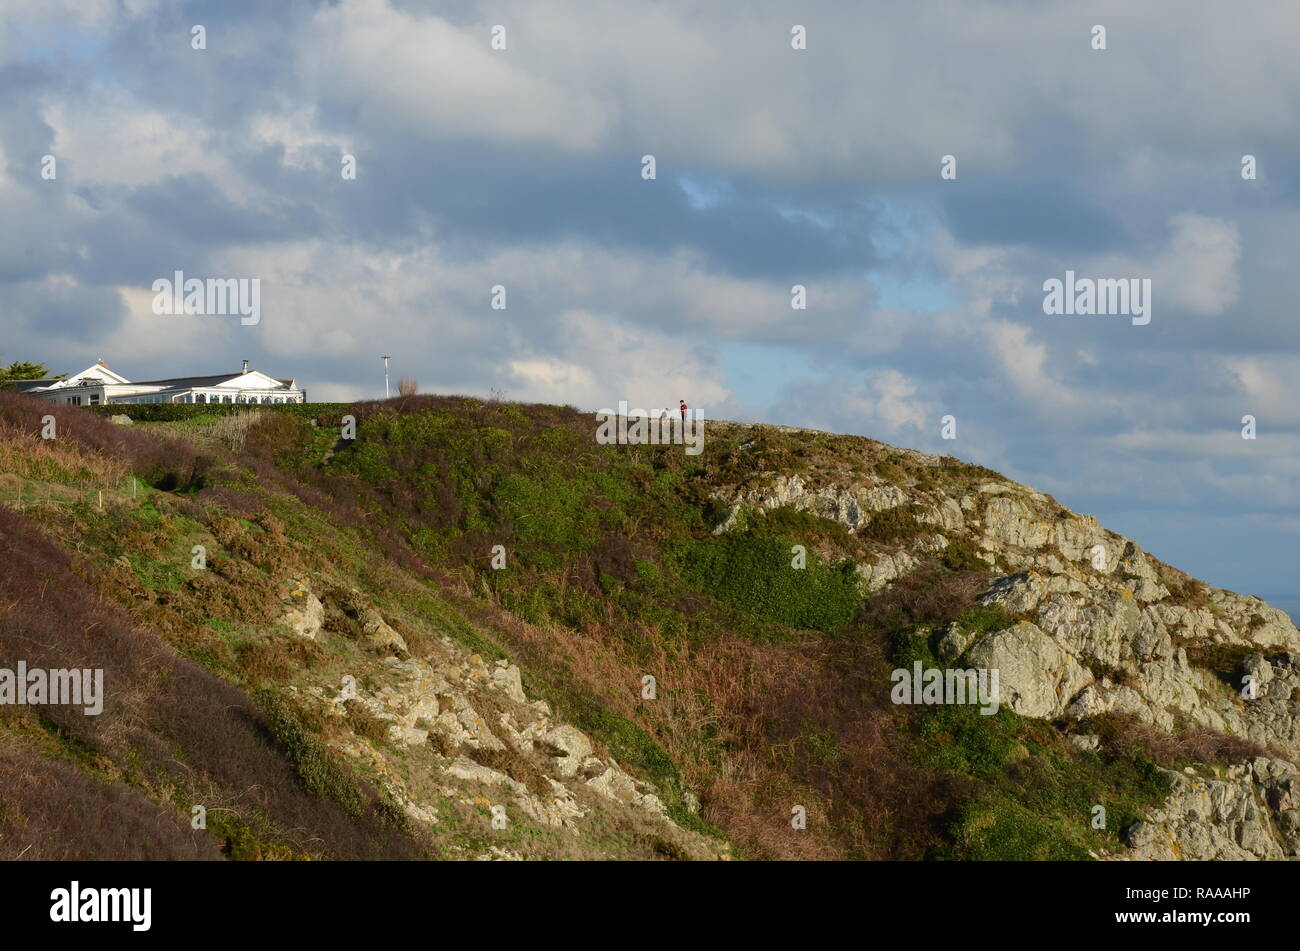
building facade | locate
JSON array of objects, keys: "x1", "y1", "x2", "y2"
[{"x1": 14, "y1": 361, "x2": 305, "y2": 406}]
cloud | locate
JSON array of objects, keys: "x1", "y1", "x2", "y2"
[
  {"x1": 2, "y1": 0, "x2": 1299, "y2": 597},
  {"x1": 777, "y1": 369, "x2": 937, "y2": 443},
  {"x1": 1087, "y1": 212, "x2": 1240, "y2": 318},
  {"x1": 1153, "y1": 213, "x2": 1241, "y2": 317},
  {"x1": 299, "y1": 0, "x2": 614, "y2": 151},
  {"x1": 504, "y1": 309, "x2": 732, "y2": 411},
  {"x1": 1227, "y1": 356, "x2": 1300, "y2": 428}
]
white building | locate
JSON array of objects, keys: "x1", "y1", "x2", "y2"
[{"x1": 14, "y1": 360, "x2": 305, "y2": 406}]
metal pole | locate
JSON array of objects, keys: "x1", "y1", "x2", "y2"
[{"x1": 383, "y1": 356, "x2": 391, "y2": 399}]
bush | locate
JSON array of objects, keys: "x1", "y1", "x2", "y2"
[
  {"x1": 256, "y1": 691, "x2": 367, "y2": 816},
  {"x1": 677, "y1": 533, "x2": 861, "y2": 631},
  {"x1": 940, "y1": 537, "x2": 989, "y2": 572},
  {"x1": 954, "y1": 604, "x2": 1018, "y2": 637},
  {"x1": 1091, "y1": 712, "x2": 1274, "y2": 767},
  {"x1": 858, "y1": 505, "x2": 927, "y2": 545},
  {"x1": 944, "y1": 795, "x2": 1091, "y2": 861},
  {"x1": 0, "y1": 503, "x2": 420, "y2": 860},
  {"x1": 861, "y1": 567, "x2": 995, "y2": 634},
  {"x1": 0, "y1": 392, "x2": 211, "y2": 491},
  {"x1": 85, "y1": 402, "x2": 351, "y2": 422}
]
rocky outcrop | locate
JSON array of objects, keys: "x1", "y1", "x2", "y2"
[
  {"x1": 855, "y1": 551, "x2": 918, "y2": 594},
  {"x1": 710, "y1": 460, "x2": 1300, "y2": 859},
  {"x1": 713, "y1": 473, "x2": 905, "y2": 535},
  {"x1": 277, "y1": 579, "x2": 724, "y2": 860},
  {"x1": 1121, "y1": 758, "x2": 1300, "y2": 860},
  {"x1": 278, "y1": 577, "x2": 324, "y2": 640},
  {"x1": 964, "y1": 621, "x2": 1093, "y2": 719}
]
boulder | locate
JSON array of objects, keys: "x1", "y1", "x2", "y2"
[
  {"x1": 966, "y1": 621, "x2": 1093, "y2": 719},
  {"x1": 361, "y1": 611, "x2": 408, "y2": 656},
  {"x1": 855, "y1": 550, "x2": 917, "y2": 594},
  {"x1": 278, "y1": 577, "x2": 325, "y2": 640}
]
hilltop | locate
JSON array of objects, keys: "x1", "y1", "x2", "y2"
[{"x1": 1, "y1": 392, "x2": 1296, "y2": 860}]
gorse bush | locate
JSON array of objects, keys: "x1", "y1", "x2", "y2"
[
  {"x1": 890, "y1": 626, "x2": 1175, "y2": 860},
  {"x1": 676, "y1": 533, "x2": 861, "y2": 631}
]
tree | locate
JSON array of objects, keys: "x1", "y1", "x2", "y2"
[
  {"x1": 0, "y1": 361, "x2": 63, "y2": 390},
  {"x1": 397, "y1": 376, "x2": 418, "y2": 397}
]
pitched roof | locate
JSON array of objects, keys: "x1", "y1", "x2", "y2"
[{"x1": 130, "y1": 373, "x2": 243, "y2": 387}]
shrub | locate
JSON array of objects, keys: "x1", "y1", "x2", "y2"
[
  {"x1": 858, "y1": 505, "x2": 927, "y2": 545},
  {"x1": 0, "y1": 391, "x2": 211, "y2": 491},
  {"x1": 943, "y1": 795, "x2": 1091, "y2": 861},
  {"x1": 954, "y1": 604, "x2": 1018, "y2": 637},
  {"x1": 861, "y1": 567, "x2": 995, "y2": 634},
  {"x1": 940, "y1": 537, "x2": 988, "y2": 572},
  {"x1": 85, "y1": 402, "x2": 352, "y2": 423},
  {"x1": 676, "y1": 533, "x2": 861, "y2": 631},
  {"x1": 212, "y1": 410, "x2": 266, "y2": 451},
  {"x1": 256, "y1": 691, "x2": 367, "y2": 816},
  {"x1": 1091, "y1": 712, "x2": 1274, "y2": 767}
]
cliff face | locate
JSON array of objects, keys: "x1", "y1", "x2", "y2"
[
  {"x1": 0, "y1": 394, "x2": 1295, "y2": 860},
  {"x1": 273, "y1": 577, "x2": 725, "y2": 860},
  {"x1": 708, "y1": 432, "x2": 1300, "y2": 859}
]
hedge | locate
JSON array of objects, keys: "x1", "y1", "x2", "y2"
[{"x1": 84, "y1": 402, "x2": 353, "y2": 422}]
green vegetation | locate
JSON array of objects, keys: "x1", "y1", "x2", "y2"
[
  {"x1": 0, "y1": 361, "x2": 63, "y2": 388},
  {"x1": 256, "y1": 690, "x2": 367, "y2": 817},
  {"x1": 85, "y1": 402, "x2": 351, "y2": 422},
  {"x1": 675, "y1": 532, "x2": 861, "y2": 631},
  {"x1": 891, "y1": 627, "x2": 1172, "y2": 859},
  {"x1": 0, "y1": 394, "x2": 1245, "y2": 862},
  {"x1": 954, "y1": 604, "x2": 1019, "y2": 637}
]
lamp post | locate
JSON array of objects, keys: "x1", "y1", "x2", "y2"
[{"x1": 382, "y1": 355, "x2": 391, "y2": 399}]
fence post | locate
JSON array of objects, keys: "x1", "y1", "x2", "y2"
[{"x1": 98, "y1": 489, "x2": 103, "y2": 511}]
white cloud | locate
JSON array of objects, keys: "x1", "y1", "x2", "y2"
[
  {"x1": 249, "y1": 109, "x2": 352, "y2": 171},
  {"x1": 44, "y1": 95, "x2": 243, "y2": 193},
  {"x1": 505, "y1": 309, "x2": 731, "y2": 411},
  {"x1": 986, "y1": 319, "x2": 1081, "y2": 412},
  {"x1": 1152, "y1": 213, "x2": 1240, "y2": 317},
  {"x1": 299, "y1": 0, "x2": 614, "y2": 151},
  {"x1": 1227, "y1": 356, "x2": 1300, "y2": 427}
]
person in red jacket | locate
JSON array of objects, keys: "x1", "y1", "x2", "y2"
[{"x1": 679, "y1": 399, "x2": 688, "y2": 422}]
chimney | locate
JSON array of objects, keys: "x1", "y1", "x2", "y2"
[{"x1": 241, "y1": 359, "x2": 249, "y2": 373}]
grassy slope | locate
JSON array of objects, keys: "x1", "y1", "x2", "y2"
[{"x1": 0, "y1": 394, "x2": 1216, "y2": 860}]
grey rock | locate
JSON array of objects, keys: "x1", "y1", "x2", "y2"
[{"x1": 966, "y1": 621, "x2": 1093, "y2": 719}]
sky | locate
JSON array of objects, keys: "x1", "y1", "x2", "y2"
[{"x1": 0, "y1": 0, "x2": 1297, "y2": 602}]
